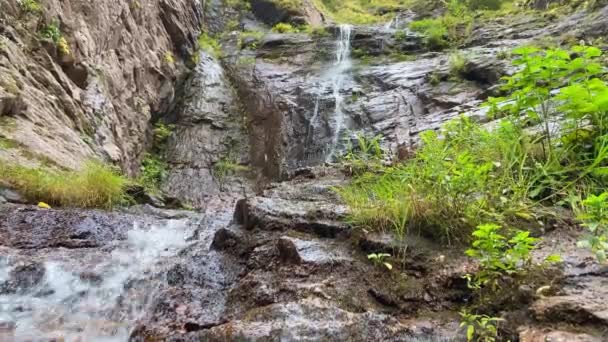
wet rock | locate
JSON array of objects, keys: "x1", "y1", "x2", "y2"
[
  {"x1": 211, "y1": 228, "x2": 241, "y2": 251},
  {"x1": 0, "y1": 205, "x2": 139, "y2": 248},
  {"x1": 0, "y1": 262, "x2": 45, "y2": 294},
  {"x1": 166, "y1": 264, "x2": 188, "y2": 286},
  {"x1": 125, "y1": 184, "x2": 166, "y2": 208},
  {"x1": 236, "y1": 196, "x2": 350, "y2": 238},
  {"x1": 519, "y1": 327, "x2": 602, "y2": 342},
  {"x1": 279, "y1": 236, "x2": 352, "y2": 266},
  {"x1": 185, "y1": 297, "x2": 459, "y2": 341},
  {"x1": 277, "y1": 237, "x2": 303, "y2": 264},
  {"x1": 0, "y1": 188, "x2": 25, "y2": 204},
  {"x1": 531, "y1": 276, "x2": 608, "y2": 325},
  {"x1": 79, "y1": 271, "x2": 103, "y2": 285},
  {"x1": 162, "y1": 52, "x2": 247, "y2": 205}
]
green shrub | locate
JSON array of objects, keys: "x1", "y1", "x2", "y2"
[
  {"x1": 339, "y1": 133, "x2": 387, "y2": 175},
  {"x1": 136, "y1": 122, "x2": 174, "y2": 193},
  {"x1": 39, "y1": 22, "x2": 62, "y2": 43},
  {"x1": 459, "y1": 310, "x2": 502, "y2": 342},
  {"x1": 337, "y1": 117, "x2": 540, "y2": 243},
  {"x1": 0, "y1": 160, "x2": 129, "y2": 209},
  {"x1": 198, "y1": 32, "x2": 222, "y2": 58},
  {"x1": 576, "y1": 193, "x2": 608, "y2": 263},
  {"x1": 270, "y1": 0, "x2": 303, "y2": 11},
  {"x1": 20, "y1": 0, "x2": 42, "y2": 15},
  {"x1": 138, "y1": 154, "x2": 167, "y2": 194},
  {"x1": 238, "y1": 30, "x2": 265, "y2": 49},
  {"x1": 39, "y1": 20, "x2": 70, "y2": 55},
  {"x1": 409, "y1": 18, "x2": 449, "y2": 50},
  {"x1": 271, "y1": 23, "x2": 298, "y2": 33},
  {"x1": 449, "y1": 51, "x2": 469, "y2": 78},
  {"x1": 465, "y1": 224, "x2": 540, "y2": 290},
  {"x1": 312, "y1": 0, "x2": 409, "y2": 24},
  {"x1": 487, "y1": 45, "x2": 608, "y2": 188},
  {"x1": 153, "y1": 122, "x2": 174, "y2": 145}
]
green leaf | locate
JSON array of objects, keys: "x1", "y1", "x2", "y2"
[
  {"x1": 544, "y1": 254, "x2": 562, "y2": 264},
  {"x1": 467, "y1": 325, "x2": 475, "y2": 341}
]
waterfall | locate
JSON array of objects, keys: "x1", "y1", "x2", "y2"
[{"x1": 325, "y1": 24, "x2": 353, "y2": 162}]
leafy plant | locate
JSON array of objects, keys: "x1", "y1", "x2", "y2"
[
  {"x1": 138, "y1": 154, "x2": 167, "y2": 194},
  {"x1": 20, "y1": 0, "x2": 42, "y2": 15},
  {"x1": 153, "y1": 122, "x2": 174, "y2": 145},
  {"x1": 39, "y1": 22, "x2": 62, "y2": 43},
  {"x1": 465, "y1": 223, "x2": 561, "y2": 291},
  {"x1": 459, "y1": 310, "x2": 502, "y2": 342},
  {"x1": 340, "y1": 133, "x2": 386, "y2": 175},
  {"x1": 39, "y1": 21, "x2": 70, "y2": 55},
  {"x1": 238, "y1": 30, "x2": 265, "y2": 49},
  {"x1": 465, "y1": 224, "x2": 536, "y2": 289},
  {"x1": 449, "y1": 51, "x2": 469, "y2": 78},
  {"x1": 367, "y1": 253, "x2": 393, "y2": 270},
  {"x1": 136, "y1": 122, "x2": 174, "y2": 193},
  {"x1": 576, "y1": 193, "x2": 608, "y2": 263},
  {"x1": 198, "y1": 32, "x2": 222, "y2": 58}
]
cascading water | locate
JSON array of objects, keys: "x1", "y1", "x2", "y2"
[
  {"x1": 0, "y1": 218, "x2": 199, "y2": 341},
  {"x1": 325, "y1": 24, "x2": 353, "y2": 162},
  {"x1": 306, "y1": 24, "x2": 353, "y2": 164}
]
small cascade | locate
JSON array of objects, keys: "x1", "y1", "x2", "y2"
[
  {"x1": 325, "y1": 24, "x2": 353, "y2": 162},
  {"x1": 0, "y1": 219, "x2": 197, "y2": 341}
]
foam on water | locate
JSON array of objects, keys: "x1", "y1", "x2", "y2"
[{"x1": 0, "y1": 219, "x2": 194, "y2": 341}]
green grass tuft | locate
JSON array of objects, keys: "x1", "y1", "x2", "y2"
[{"x1": 0, "y1": 160, "x2": 129, "y2": 209}]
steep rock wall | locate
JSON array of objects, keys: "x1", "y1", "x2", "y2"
[{"x1": 0, "y1": 0, "x2": 203, "y2": 174}]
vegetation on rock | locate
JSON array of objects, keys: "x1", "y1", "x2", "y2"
[
  {"x1": 338, "y1": 44, "x2": 608, "y2": 245},
  {"x1": 0, "y1": 161, "x2": 129, "y2": 209}
]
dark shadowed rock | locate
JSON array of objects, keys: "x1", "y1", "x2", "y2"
[
  {"x1": 277, "y1": 237, "x2": 303, "y2": 264},
  {"x1": 211, "y1": 228, "x2": 241, "y2": 251}
]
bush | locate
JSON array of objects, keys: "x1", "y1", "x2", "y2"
[
  {"x1": 449, "y1": 51, "x2": 469, "y2": 78},
  {"x1": 576, "y1": 193, "x2": 608, "y2": 263},
  {"x1": 339, "y1": 133, "x2": 387, "y2": 175},
  {"x1": 0, "y1": 160, "x2": 129, "y2": 209},
  {"x1": 20, "y1": 0, "x2": 42, "y2": 15},
  {"x1": 337, "y1": 117, "x2": 540, "y2": 243},
  {"x1": 138, "y1": 154, "x2": 167, "y2": 194},
  {"x1": 39, "y1": 21, "x2": 70, "y2": 55},
  {"x1": 409, "y1": 19, "x2": 449, "y2": 50},
  {"x1": 271, "y1": 23, "x2": 298, "y2": 33},
  {"x1": 338, "y1": 44, "x2": 608, "y2": 247},
  {"x1": 198, "y1": 32, "x2": 222, "y2": 58}
]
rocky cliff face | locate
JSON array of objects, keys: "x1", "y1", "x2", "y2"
[{"x1": 0, "y1": 0, "x2": 203, "y2": 174}]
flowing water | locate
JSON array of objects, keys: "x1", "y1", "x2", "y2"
[
  {"x1": 305, "y1": 24, "x2": 353, "y2": 163},
  {"x1": 0, "y1": 215, "x2": 204, "y2": 341},
  {"x1": 325, "y1": 24, "x2": 353, "y2": 162}
]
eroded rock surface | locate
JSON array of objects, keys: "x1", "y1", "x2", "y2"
[{"x1": 0, "y1": 0, "x2": 203, "y2": 172}]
